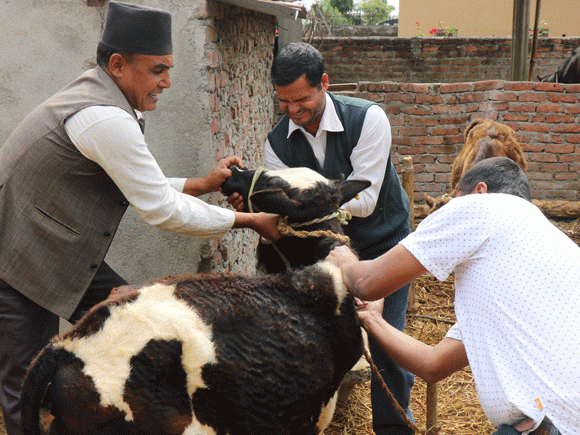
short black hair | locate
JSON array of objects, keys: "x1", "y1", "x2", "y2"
[
  {"x1": 456, "y1": 157, "x2": 531, "y2": 201},
  {"x1": 96, "y1": 42, "x2": 136, "y2": 68},
  {"x1": 271, "y1": 42, "x2": 325, "y2": 88}
]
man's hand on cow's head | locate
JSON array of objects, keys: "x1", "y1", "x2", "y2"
[{"x1": 203, "y1": 157, "x2": 244, "y2": 194}]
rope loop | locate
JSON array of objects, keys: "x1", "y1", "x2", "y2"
[
  {"x1": 277, "y1": 214, "x2": 351, "y2": 245},
  {"x1": 247, "y1": 166, "x2": 267, "y2": 213}
]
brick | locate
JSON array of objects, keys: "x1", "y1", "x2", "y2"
[
  {"x1": 473, "y1": 80, "x2": 505, "y2": 91},
  {"x1": 554, "y1": 172, "x2": 578, "y2": 181},
  {"x1": 546, "y1": 115, "x2": 575, "y2": 124},
  {"x1": 567, "y1": 135, "x2": 580, "y2": 144},
  {"x1": 504, "y1": 82, "x2": 535, "y2": 91},
  {"x1": 536, "y1": 103, "x2": 566, "y2": 113},
  {"x1": 548, "y1": 93, "x2": 577, "y2": 103},
  {"x1": 528, "y1": 153, "x2": 557, "y2": 162},
  {"x1": 432, "y1": 127, "x2": 460, "y2": 136},
  {"x1": 400, "y1": 83, "x2": 432, "y2": 93},
  {"x1": 416, "y1": 94, "x2": 444, "y2": 104},
  {"x1": 503, "y1": 114, "x2": 529, "y2": 122},
  {"x1": 403, "y1": 107, "x2": 431, "y2": 116},
  {"x1": 546, "y1": 144, "x2": 576, "y2": 154},
  {"x1": 534, "y1": 82, "x2": 564, "y2": 92},
  {"x1": 490, "y1": 92, "x2": 518, "y2": 102},
  {"x1": 399, "y1": 126, "x2": 428, "y2": 136},
  {"x1": 518, "y1": 93, "x2": 548, "y2": 102},
  {"x1": 564, "y1": 84, "x2": 580, "y2": 92},
  {"x1": 507, "y1": 103, "x2": 538, "y2": 112},
  {"x1": 440, "y1": 83, "x2": 470, "y2": 93}
]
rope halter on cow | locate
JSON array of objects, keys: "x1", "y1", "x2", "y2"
[
  {"x1": 277, "y1": 211, "x2": 352, "y2": 244},
  {"x1": 247, "y1": 166, "x2": 352, "y2": 244}
]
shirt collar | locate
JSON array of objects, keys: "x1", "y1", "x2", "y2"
[{"x1": 287, "y1": 93, "x2": 344, "y2": 138}]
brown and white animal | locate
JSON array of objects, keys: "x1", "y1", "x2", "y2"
[
  {"x1": 426, "y1": 118, "x2": 527, "y2": 212},
  {"x1": 21, "y1": 168, "x2": 369, "y2": 435}
]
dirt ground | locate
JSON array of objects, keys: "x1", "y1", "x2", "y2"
[{"x1": 1, "y1": 219, "x2": 578, "y2": 435}]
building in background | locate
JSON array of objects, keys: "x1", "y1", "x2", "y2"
[{"x1": 398, "y1": 0, "x2": 579, "y2": 38}]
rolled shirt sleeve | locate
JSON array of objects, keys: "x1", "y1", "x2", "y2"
[{"x1": 65, "y1": 106, "x2": 234, "y2": 239}]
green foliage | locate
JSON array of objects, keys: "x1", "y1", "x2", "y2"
[
  {"x1": 356, "y1": 0, "x2": 394, "y2": 25},
  {"x1": 329, "y1": 0, "x2": 354, "y2": 14},
  {"x1": 317, "y1": 0, "x2": 354, "y2": 25}
]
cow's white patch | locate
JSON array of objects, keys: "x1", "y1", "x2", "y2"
[
  {"x1": 270, "y1": 167, "x2": 329, "y2": 190},
  {"x1": 182, "y1": 417, "x2": 218, "y2": 435},
  {"x1": 55, "y1": 283, "x2": 216, "y2": 421},
  {"x1": 316, "y1": 262, "x2": 349, "y2": 315},
  {"x1": 315, "y1": 391, "x2": 338, "y2": 434}
]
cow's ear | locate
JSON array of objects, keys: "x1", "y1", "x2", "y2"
[
  {"x1": 464, "y1": 118, "x2": 485, "y2": 140},
  {"x1": 338, "y1": 180, "x2": 371, "y2": 205}
]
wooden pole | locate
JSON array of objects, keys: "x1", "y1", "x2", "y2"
[
  {"x1": 401, "y1": 157, "x2": 417, "y2": 311},
  {"x1": 510, "y1": 0, "x2": 531, "y2": 81},
  {"x1": 426, "y1": 382, "x2": 438, "y2": 434},
  {"x1": 402, "y1": 157, "x2": 415, "y2": 229},
  {"x1": 528, "y1": 0, "x2": 542, "y2": 81}
]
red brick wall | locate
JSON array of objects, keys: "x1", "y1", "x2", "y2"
[
  {"x1": 334, "y1": 80, "x2": 580, "y2": 201},
  {"x1": 317, "y1": 37, "x2": 580, "y2": 84},
  {"x1": 205, "y1": 2, "x2": 277, "y2": 273}
]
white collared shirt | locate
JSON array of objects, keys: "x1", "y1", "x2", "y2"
[
  {"x1": 64, "y1": 105, "x2": 235, "y2": 239},
  {"x1": 265, "y1": 93, "x2": 391, "y2": 218}
]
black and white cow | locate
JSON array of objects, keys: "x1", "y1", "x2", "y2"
[
  {"x1": 21, "y1": 168, "x2": 369, "y2": 435},
  {"x1": 221, "y1": 166, "x2": 370, "y2": 273}
]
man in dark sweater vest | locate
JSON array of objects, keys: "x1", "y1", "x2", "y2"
[
  {"x1": 0, "y1": 3, "x2": 279, "y2": 435},
  {"x1": 265, "y1": 42, "x2": 415, "y2": 434}
]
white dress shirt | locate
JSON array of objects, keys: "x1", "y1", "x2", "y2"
[
  {"x1": 265, "y1": 93, "x2": 391, "y2": 218},
  {"x1": 65, "y1": 105, "x2": 235, "y2": 239}
]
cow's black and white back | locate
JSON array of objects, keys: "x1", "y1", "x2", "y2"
[{"x1": 22, "y1": 264, "x2": 363, "y2": 435}]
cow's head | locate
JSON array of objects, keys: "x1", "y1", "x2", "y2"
[
  {"x1": 222, "y1": 166, "x2": 371, "y2": 272},
  {"x1": 222, "y1": 166, "x2": 370, "y2": 223}
]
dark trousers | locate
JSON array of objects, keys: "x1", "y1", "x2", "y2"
[
  {"x1": 0, "y1": 262, "x2": 126, "y2": 435},
  {"x1": 369, "y1": 284, "x2": 415, "y2": 435},
  {"x1": 360, "y1": 228, "x2": 416, "y2": 435}
]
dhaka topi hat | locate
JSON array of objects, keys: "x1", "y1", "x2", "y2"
[{"x1": 101, "y1": 1, "x2": 172, "y2": 56}]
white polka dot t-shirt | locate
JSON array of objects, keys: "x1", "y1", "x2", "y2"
[{"x1": 400, "y1": 193, "x2": 580, "y2": 434}]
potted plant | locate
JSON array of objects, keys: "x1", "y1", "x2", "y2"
[{"x1": 429, "y1": 22, "x2": 457, "y2": 37}]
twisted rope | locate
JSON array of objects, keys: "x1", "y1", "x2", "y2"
[
  {"x1": 277, "y1": 216, "x2": 351, "y2": 244},
  {"x1": 363, "y1": 346, "x2": 430, "y2": 434}
]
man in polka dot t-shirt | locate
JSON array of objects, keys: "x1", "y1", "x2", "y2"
[{"x1": 328, "y1": 157, "x2": 579, "y2": 435}]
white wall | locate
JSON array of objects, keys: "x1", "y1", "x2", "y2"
[{"x1": 0, "y1": 0, "x2": 217, "y2": 286}]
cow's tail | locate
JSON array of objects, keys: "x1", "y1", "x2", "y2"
[{"x1": 21, "y1": 346, "x2": 68, "y2": 435}]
